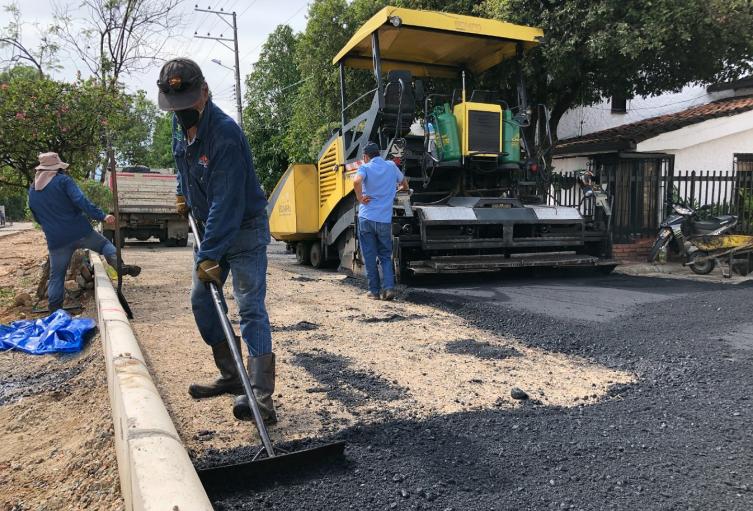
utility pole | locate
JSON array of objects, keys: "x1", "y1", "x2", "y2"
[{"x1": 194, "y1": 5, "x2": 244, "y2": 128}]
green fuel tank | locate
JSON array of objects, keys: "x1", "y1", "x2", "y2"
[
  {"x1": 501, "y1": 109, "x2": 520, "y2": 164},
  {"x1": 433, "y1": 103, "x2": 461, "y2": 162}
]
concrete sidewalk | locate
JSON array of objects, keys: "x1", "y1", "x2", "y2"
[
  {"x1": 616, "y1": 260, "x2": 753, "y2": 284},
  {"x1": 0, "y1": 222, "x2": 33, "y2": 239}
]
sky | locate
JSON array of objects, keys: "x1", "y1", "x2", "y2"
[{"x1": 0, "y1": 0, "x2": 311, "y2": 121}]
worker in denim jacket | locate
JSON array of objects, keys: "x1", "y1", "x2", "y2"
[{"x1": 158, "y1": 58, "x2": 276, "y2": 424}]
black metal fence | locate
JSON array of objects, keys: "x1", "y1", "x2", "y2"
[
  {"x1": 672, "y1": 169, "x2": 753, "y2": 234},
  {"x1": 549, "y1": 159, "x2": 753, "y2": 242},
  {"x1": 549, "y1": 157, "x2": 670, "y2": 242}
]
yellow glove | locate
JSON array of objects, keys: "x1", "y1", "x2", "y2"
[
  {"x1": 197, "y1": 259, "x2": 222, "y2": 286},
  {"x1": 176, "y1": 195, "x2": 189, "y2": 218}
]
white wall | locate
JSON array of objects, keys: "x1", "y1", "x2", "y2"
[
  {"x1": 667, "y1": 128, "x2": 753, "y2": 172},
  {"x1": 557, "y1": 85, "x2": 734, "y2": 140},
  {"x1": 551, "y1": 156, "x2": 589, "y2": 173},
  {"x1": 636, "y1": 110, "x2": 753, "y2": 171}
]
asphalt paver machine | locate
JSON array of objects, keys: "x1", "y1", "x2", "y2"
[{"x1": 268, "y1": 7, "x2": 615, "y2": 279}]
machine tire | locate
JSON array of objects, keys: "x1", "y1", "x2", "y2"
[
  {"x1": 648, "y1": 230, "x2": 671, "y2": 262},
  {"x1": 309, "y1": 242, "x2": 323, "y2": 269},
  {"x1": 689, "y1": 251, "x2": 715, "y2": 275},
  {"x1": 295, "y1": 242, "x2": 311, "y2": 265},
  {"x1": 175, "y1": 237, "x2": 188, "y2": 248}
]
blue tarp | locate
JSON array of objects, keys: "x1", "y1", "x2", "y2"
[{"x1": 0, "y1": 310, "x2": 96, "y2": 355}]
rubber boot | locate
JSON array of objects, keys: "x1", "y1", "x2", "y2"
[
  {"x1": 232, "y1": 352, "x2": 277, "y2": 424},
  {"x1": 188, "y1": 337, "x2": 243, "y2": 399},
  {"x1": 104, "y1": 254, "x2": 141, "y2": 277}
]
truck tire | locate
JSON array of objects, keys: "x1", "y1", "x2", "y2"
[
  {"x1": 175, "y1": 237, "x2": 188, "y2": 248},
  {"x1": 295, "y1": 242, "x2": 311, "y2": 265},
  {"x1": 310, "y1": 242, "x2": 323, "y2": 269}
]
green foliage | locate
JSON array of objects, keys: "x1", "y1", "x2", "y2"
[
  {"x1": 284, "y1": 0, "x2": 353, "y2": 163},
  {"x1": 0, "y1": 72, "x2": 119, "y2": 190},
  {"x1": 0, "y1": 66, "x2": 164, "y2": 192},
  {"x1": 272, "y1": 0, "x2": 480, "y2": 164},
  {"x1": 145, "y1": 112, "x2": 175, "y2": 169},
  {"x1": 477, "y1": 0, "x2": 753, "y2": 138},
  {"x1": 0, "y1": 185, "x2": 27, "y2": 220},
  {"x1": 78, "y1": 178, "x2": 113, "y2": 216},
  {"x1": 243, "y1": 25, "x2": 301, "y2": 192},
  {"x1": 112, "y1": 90, "x2": 159, "y2": 166}
]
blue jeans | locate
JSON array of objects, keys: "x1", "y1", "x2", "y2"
[
  {"x1": 358, "y1": 217, "x2": 395, "y2": 294},
  {"x1": 49, "y1": 230, "x2": 117, "y2": 311},
  {"x1": 191, "y1": 215, "x2": 272, "y2": 356}
]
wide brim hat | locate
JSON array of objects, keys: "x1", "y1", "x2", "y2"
[
  {"x1": 157, "y1": 58, "x2": 205, "y2": 111},
  {"x1": 35, "y1": 152, "x2": 69, "y2": 171}
]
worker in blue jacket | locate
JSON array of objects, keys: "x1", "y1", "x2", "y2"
[
  {"x1": 157, "y1": 58, "x2": 276, "y2": 423},
  {"x1": 28, "y1": 152, "x2": 140, "y2": 312}
]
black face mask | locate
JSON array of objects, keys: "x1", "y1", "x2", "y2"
[{"x1": 175, "y1": 108, "x2": 201, "y2": 130}]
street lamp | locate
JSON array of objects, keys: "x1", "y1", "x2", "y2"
[
  {"x1": 210, "y1": 58, "x2": 243, "y2": 127},
  {"x1": 211, "y1": 58, "x2": 233, "y2": 71}
]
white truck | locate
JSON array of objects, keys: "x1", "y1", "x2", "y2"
[{"x1": 103, "y1": 166, "x2": 188, "y2": 246}]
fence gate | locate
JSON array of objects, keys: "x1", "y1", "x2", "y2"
[{"x1": 549, "y1": 156, "x2": 671, "y2": 243}]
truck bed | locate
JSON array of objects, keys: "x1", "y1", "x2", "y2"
[{"x1": 112, "y1": 171, "x2": 178, "y2": 214}]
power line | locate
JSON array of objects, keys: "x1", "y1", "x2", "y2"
[
  {"x1": 194, "y1": 5, "x2": 245, "y2": 127},
  {"x1": 239, "y1": 1, "x2": 308, "y2": 63},
  {"x1": 237, "y1": 0, "x2": 258, "y2": 18}
]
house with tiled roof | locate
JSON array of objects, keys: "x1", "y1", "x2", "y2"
[{"x1": 550, "y1": 81, "x2": 753, "y2": 249}]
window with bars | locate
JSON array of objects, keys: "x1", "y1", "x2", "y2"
[{"x1": 735, "y1": 153, "x2": 753, "y2": 172}]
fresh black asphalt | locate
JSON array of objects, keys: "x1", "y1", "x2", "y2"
[{"x1": 202, "y1": 270, "x2": 753, "y2": 510}]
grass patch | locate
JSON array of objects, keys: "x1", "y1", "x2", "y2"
[{"x1": 0, "y1": 286, "x2": 15, "y2": 307}]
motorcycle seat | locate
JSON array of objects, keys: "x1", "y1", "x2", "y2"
[
  {"x1": 694, "y1": 216, "x2": 736, "y2": 234},
  {"x1": 712, "y1": 215, "x2": 736, "y2": 224}
]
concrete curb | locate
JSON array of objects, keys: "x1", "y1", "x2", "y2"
[{"x1": 92, "y1": 254, "x2": 213, "y2": 511}]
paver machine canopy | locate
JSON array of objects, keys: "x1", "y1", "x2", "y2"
[{"x1": 268, "y1": 6, "x2": 615, "y2": 277}]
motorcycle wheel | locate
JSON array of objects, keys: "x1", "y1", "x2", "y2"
[
  {"x1": 689, "y1": 251, "x2": 716, "y2": 275},
  {"x1": 648, "y1": 231, "x2": 671, "y2": 262}
]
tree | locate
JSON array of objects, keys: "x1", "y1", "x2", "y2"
[
  {"x1": 145, "y1": 112, "x2": 176, "y2": 169},
  {"x1": 478, "y1": 0, "x2": 753, "y2": 142},
  {"x1": 53, "y1": 0, "x2": 183, "y2": 89},
  {"x1": 243, "y1": 25, "x2": 301, "y2": 192},
  {"x1": 282, "y1": 0, "x2": 480, "y2": 164},
  {"x1": 112, "y1": 90, "x2": 159, "y2": 166},
  {"x1": 0, "y1": 2, "x2": 60, "y2": 76},
  {"x1": 0, "y1": 71, "x2": 124, "y2": 190}
]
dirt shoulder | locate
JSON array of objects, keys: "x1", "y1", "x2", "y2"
[
  {"x1": 124, "y1": 241, "x2": 633, "y2": 459},
  {"x1": 0, "y1": 231, "x2": 122, "y2": 511}
]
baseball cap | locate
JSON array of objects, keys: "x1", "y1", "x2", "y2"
[
  {"x1": 364, "y1": 142, "x2": 381, "y2": 157},
  {"x1": 157, "y1": 58, "x2": 205, "y2": 111}
]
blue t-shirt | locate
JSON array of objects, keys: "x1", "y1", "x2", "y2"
[
  {"x1": 356, "y1": 157, "x2": 404, "y2": 223},
  {"x1": 28, "y1": 173, "x2": 106, "y2": 249}
]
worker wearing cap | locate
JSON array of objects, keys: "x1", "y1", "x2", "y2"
[
  {"x1": 157, "y1": 58, "x2": 276, "y2": 424},
  {"x1": 353, "y1": 142, "x2": 409, "y2": 300},
  {"x1": 28, "y1": 152, "x2": 141, "y2": 312}
]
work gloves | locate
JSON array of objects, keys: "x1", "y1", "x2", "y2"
[
  {"x1": 197, "y1": 259, "x2": 222, "y2": 286},
  {"x1": 176, "y1": 194, "x2": 189, "y2": 217}
]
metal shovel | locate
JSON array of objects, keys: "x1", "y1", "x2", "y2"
[{"x1": 187, "y1": 212, "x2": 345, "y2": 486}]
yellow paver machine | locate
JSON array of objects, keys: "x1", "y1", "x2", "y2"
[{"x1": 268, "y1": 6, "x2": 616, "y2": 279}]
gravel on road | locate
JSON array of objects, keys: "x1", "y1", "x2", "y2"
[{"x1": 125, "y1": 240, "x2": 753, "y2": 510}]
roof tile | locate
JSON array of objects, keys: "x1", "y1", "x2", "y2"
[{"x1": 555, "y1": 95, "x2": 753, "y2": 155}]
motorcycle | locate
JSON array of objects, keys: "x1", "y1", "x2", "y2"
[{"x1": 648, "y1": 203, "x2": 737, "y2": 273}]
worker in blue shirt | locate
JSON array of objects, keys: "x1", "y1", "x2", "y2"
[
  {"x1": 353, "y1": 142, "x2": 409, "y2": 300},
  {"x1": 28, "y1": 152, "x2": 140, "y2": 312},
  {"x1": 157, "y1": 58, "x2": 276, "y2": 424}
]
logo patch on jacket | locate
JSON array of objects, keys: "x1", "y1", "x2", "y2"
[{"x1": 198, "y1": 155, "x2": 209, "y2": 168}]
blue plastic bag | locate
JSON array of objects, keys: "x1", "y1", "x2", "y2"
[{"x1": 0, "y1": 310, "x2": 96, "y2": 355}]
